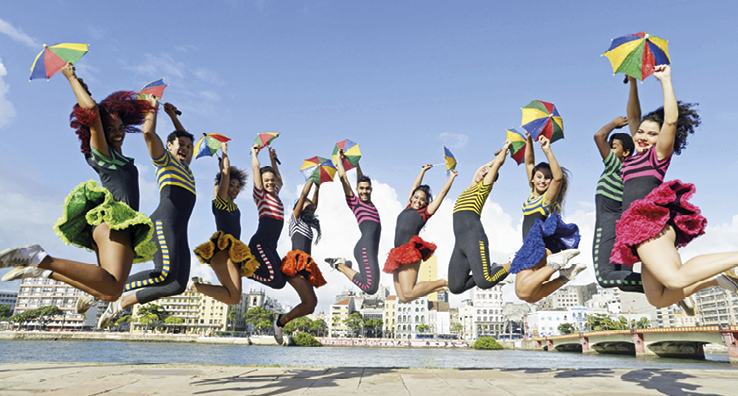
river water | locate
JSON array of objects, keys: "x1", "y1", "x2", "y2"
[{"x1": 0, "y1": 340, "x2": 735, "y2": 370}]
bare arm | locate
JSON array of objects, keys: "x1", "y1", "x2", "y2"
[
  {"x1": 216, "y1": 142, "x2": 231, "y2": 200},
  {"x1": 293, "y1": 181, "x2": 314, "y2": 219},
  {"x1": 426, "y1": 169, "x2": 457, "y2": 215},
  {"x1": 540, "y1": 136, "x2": 563, "y2": 205},
  {"x1": 524, "y1": 132, "x2": 535, "y2": 186},
  {"x1": 165, "y1": 102, "x2": 186, "y2": 132},
  {"x1": 61, "y1": 63, "x2": 109, "y2": 158},
  {"x1": 143, "y1": 102, "x2": 172, "y2": 160},
  {"x1": 408, "y1": 164, "x2": 432, "y2": 205},
  {"x1": 594, "y1": 117, "x2": 628, "y2": 160},
  {"x1": 485, "y1": 140, "x2": 512, "y2": 185},
  {"x1": 251, "y1": 145, "x2": 263, "y2": 190},
  {"x1": 311, "y1": 183, "x2": 320, "y2": 211},
  {"x1": 654, "y1": 65, "x2": 677, "y2": 160},
  {"x1": 627, "y1": 76, "x2": 642, "y2": 137},
  {"x1": 268, "y1": 147, "x2": 283, "y2": 189},
  {"x1": 336, "y1": 149, "x2": 354, "y2": 197}
]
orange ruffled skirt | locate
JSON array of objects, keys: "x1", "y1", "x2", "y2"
[
  {"x1": 281, "y1": 250, "x2": 327, "y2": 288},
  {"x1": 383, "y1": 235, "x2": 437, "y2": 273},
  {"x1": 194, "y1": 231, "x2": 260, "y2": 277}
]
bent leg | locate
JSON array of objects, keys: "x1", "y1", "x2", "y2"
[
  {"x1": 194, "y1": 251, "x2": 243, "y2": 305},
  {"x1": 350, "y1": 234, "x2": 380, "y2": 294},
  {"x1": 469, "y1": 236, "x2": 509, "y2": 290},
  {"x1": 448, "y1": 243, "x2": 475, "y2": 294},
  {"x1": 395, "y1": 261, "x2": 447, "y2": 303},
  {"x1": 280, "y1": 276, "x2": 317, "y2": 324}
]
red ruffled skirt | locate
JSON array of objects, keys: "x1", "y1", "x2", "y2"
[
  {"x1": 194, "y1": 231, "x2": 260, "y2": 277},
  {"x1": 383, "y1": 235, "x2": 437, "y2": 273},
  {"x1": 281, "y1": 250, "x2": 327, "y2": 288},
  {"x1": 611, "y1": 180, "x2": 706, "y2": 266}
]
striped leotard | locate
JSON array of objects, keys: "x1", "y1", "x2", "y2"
[
  {"x1": 346, "y1": 194, "x2": 381, "y2": 294},
  {"x1": 249, "y1": 185, "x2": 287, "y2": 289}
]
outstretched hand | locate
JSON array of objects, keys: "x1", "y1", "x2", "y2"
[
  {"x1": 539, "y1": 135, "x2": 550, "y2": 151},
  {"x1": 61, "y1": 62, "x2": 76, "y2": 80},
  {"x1": 164, "y1": 103, "x2": 179, "y2": 117},
  {"x1": 421, "y1": 164, "x2": 433, "y2": 171},
  {"x1": 611, "y1": 116, "x2": 628, "y2": 129},
  {"x1": 653, "y1": 64, "x2": 671, "y2": 82},
  {"x1": 449, "y1": 169, "x2": 458, "y2": 178}
]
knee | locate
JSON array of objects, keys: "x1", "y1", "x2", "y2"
[
  {"x1": 658, "y1": 273, "x2": 691, "y2": 291},
  {"x1": 398, "y1": 295, "x2": 414, "y2": 304},
  {"x1": 99, "y1": 294, "x2": 121, "y2": 303},
  {"x1": 448, "y1": 283, "x2": 464, "y2": 295},
  {"x1": 365, "y1": 284, "x2": 380, "y2": 295},
  {"x1": 224, "y1": 295, "x2": 242, "y2": 306}
]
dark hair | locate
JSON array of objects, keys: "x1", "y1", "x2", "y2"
[
  {"x1": 70, "y1": 91, "x2": 156, "y2": 153},
  {"x1": 260, "y1": 166, "x2": 276, "y2": 176},
  {"x1": 167, "y1": 130, "x2": 195, "y2": 144},
  {"x1": 610, "y1": 133, "x2": 635, "y2": 157},
  {"x1": 530, "y1": 162, "x2": 570, "y2": 214},
  {"x1": 357, "y1": 175, "x2": 372, "y2": 186},
  {"x1": 641, "y1": 101, "x2": 700, "y2": 155},
  {"x1": 293, "y1": 199, "x2": 322, "y2": 244},
  {"x1": 214, "y1": 167, "x2": 248, "y2": 191},
  {"x1": 411, "y1": 185, "x2": 433, "y2": 207}
]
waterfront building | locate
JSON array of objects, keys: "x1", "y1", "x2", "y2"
[
  {"x1": 529, "y1": 306, "x2": 589, "y2": 337},
  {"x1": 428, "y1": 301, "x2": 450, "y2": 335},
  {"x1": 693, "y1": 286, "x2": 738, "y2": 326},
  {"x1": 537, "y1": 283, "x2": 597, "y2": 310},
  {"x1": 329, "y1": 297, "x2": 356, "y2": 337},
  {"x1": 673, "y1": 313, "x2": 698, "y2": 327},
  {"x1": 585, "y1": 286, "x2": 622, "y2": 314},
  {"x1": 0, "y1": 291, "x2": 18, "y2": 313},
  {"x1": 449, "y1": 307, "x2": 460, "y2": 337},
  {"x1": 334, "y1": 288, "x2": 357, "y2": 304},
  {"x1": 359, "y1": 297, "x2": 384, "y2": 337},
  {"x1": 383, "y1": 295, "x2": 397, "y2": 338},
  {"x1": 470, "y1": 285, "x2": 504, "y2": 339},
  {"x1": 396, "y1": 296, "x2": 429, "y2": 339},
  {"x1": 418, "y1": 255, "x2": 439, "y2": 302},
  {"x1": 14, "y1": 278, "x2": 96, "y2": 330},
  {"x1": 502, "y1": 302, "x2": 530, "y2": 338},
  {"x1": 458, "y1": 299, "x2": 475, "y2": 340}
]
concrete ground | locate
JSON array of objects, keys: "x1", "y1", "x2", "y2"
[{"x1": 0, "y1": 362, "x2": 733, "y2": 395}]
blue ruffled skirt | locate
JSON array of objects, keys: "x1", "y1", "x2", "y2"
[{"x1": 510, "y1": 213, "x2": 580, "y2": 274}]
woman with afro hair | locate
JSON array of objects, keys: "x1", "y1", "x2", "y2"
[{"x1": 1, "y1": 63, "x2": 157, "y2": 313}]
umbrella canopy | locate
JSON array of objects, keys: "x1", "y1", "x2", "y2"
[
  {"x1": 194, "y1": 133, "x2": 231, "y2": 160},
  {"x1": 29, "y1": 43, "x2": 89, "y2": 81},
  {"x1": 603, "y1": 32, "x2": 670, "y2": 81},
  {"x1": 521, "y1": 100, "x2": 564, "y2": 144},
  {"x1": 254, "y1": 132, "x2": 280, "y2": 152},
  {"x1": 137, "y1": 78, "x2": 168, "y2": 100},
  {"x1": 443, "y1": 146, "x2": 457, "y2": 174},
  {"x1": 332, "y1": 139, "x2": 361, "y2": 171},
  {"x1": 506, "y1": 127, "x2": 528, "y2": 165},
  {"x1": 300, "y1": 156, "x2": 337, "y2": 185}
]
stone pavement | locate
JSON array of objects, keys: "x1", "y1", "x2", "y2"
[{"x1": 0, "y1": 362, "x2": 734, "y2": 395}]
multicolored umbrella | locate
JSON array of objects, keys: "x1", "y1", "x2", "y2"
[
  {"x1": 332, "y1": 139, "x2": 361, "y2": 171},
  {"x1": 602, "y1": 32, "x2": 670, "y2": 81},
  {"x1": 254, "y1": 132, "x2": 280, "y2": 152},
  {"x1": 137, "y1": 78, "x2": 168, "y2": 100},
  {"x1": 443, "y1": 146, "x2": 457, "y2": 174},
  {"x1": 194, "y1": 133, "x2": 231, "y2": 160},
  {"x1": 300, "y1": 156, "x2": 337, "y2": 185},
  {"x1": 506, "y1": 127, "x2": 528, "y2": 165},
  {"x1": 29, "y1": 43, "x2": 89, "y2": 81},
  {"x1": 521, "y1": 100, "x2": 564, "y2": 144}
]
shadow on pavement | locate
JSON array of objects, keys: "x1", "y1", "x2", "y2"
[{"x1": 620, "y1": 370, "x2": 722, "y2": 396}]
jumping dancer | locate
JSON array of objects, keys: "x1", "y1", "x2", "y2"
[
  {"x1": 190, "y1": 142, "x2": 259, "y2": 305},
  {"x1": 325, "y1": 149, "x2": 381, "y2": 295},
  {"x1": 611, "y1": 66, "x2": 738, "y2": 308},
  {"x1": 511, "y1": 134, "x2": 583, "y2": 303},
  {"x1": 1, "y1": 63, "x2": 156, "y2": 314},
  {"x1": 273, "y1": 181, "x2": 327, "y2": 344},
  {"x1": 447, "y1": 141, "x2": 511, "y2": 294},
  {"x1": 97, "y1": 102, "x2": 196, "y2": 328},
  {"x1": 384, "y1": 164, "x2": 456, "y2": 302}
]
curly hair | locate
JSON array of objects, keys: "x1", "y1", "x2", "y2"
[
  {"x1": 530, "y1": 162, "x2": 571, "y2": 215},
  {"x1": 214, "y1": 167, "x2": 248, "y2": 191},
  {"x1": 610, "y1": 132, "x2": 635, "y2": 158},
  {"x1": 411, "y1": 185, "x2": 433, "y2": 207},
  {"x1": 641, "y1": 101, "x2": 700, "y2": 155},
  {"x1": 70, "y1": 91, "x2": 156, "y2": 153}
]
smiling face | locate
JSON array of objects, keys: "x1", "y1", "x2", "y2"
[
  {"x1": 357, "y1": 181, "x2": 372, "y2": 202},
  {"x1": 228, "y1": 180, "x2": 242, "y2": 200},
  {"x1": 610, "y1": 138, "x2": 630, "y2": 161},
  {"x1": 410, "y1": 190, "x2": 428, "y2": 210},
  {"x1": 474, "y1": 166, "x2": 490, "y2": 184},
  {"x1": 167, "y1": 136, "x2": 193, "y2": 165},
  {"x1": 104, "y1": 115, "x2": 126, "y2": 151},
  {"x1": 262, "y1": 171, "x2": 277, "y2": 194},
  {"x1": 633, "y1": 120, "x2": 661, "y2": 154},
  {"x1": 532, "y1": 167, "x2": 553, "y2": 195}
]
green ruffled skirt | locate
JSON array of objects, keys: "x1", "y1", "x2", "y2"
[{"x1": 53, "y1": 180, "x2": 156, "y2": 264}]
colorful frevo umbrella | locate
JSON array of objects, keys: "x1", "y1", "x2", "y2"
[
  {"x1": 506, "y1": 127, "x2": 528, "y2": 165},
  {"x1": 443, "y1": 146, "x2": 457, "y2": 175},
  {"x1": 602, "y1": 32, "x2": 670, "y2": 81},
  {"x1": 194, "y1": 133, "x2": 231, "y2": 160},
  {"x1": 332, "y1": 139, "x2": 361, "y2": 171},
  {"x1": 29, "y1": 43, "x2": 89, "y2": 81},
  {"x1": 300, "y1": 156, "x2": 337, "y2": 185},
  {"x1": 254, "y1": 132, "x2": 280, "y2": 152},
  {"x1": 137, "y1": 78, "x2": 168, "y2": 100},
  {"x1": 521, "y1": 100, "x2": 564, "y2": 144}
]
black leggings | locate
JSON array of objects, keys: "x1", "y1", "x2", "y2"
[
  {"x1": 351, "y1": 221, "x2": 381, "y2": 295},
  {"x1": 124, "y1": 186, "x2": 195, "y2": 304},
  {"x1": 593, "y1": 195, "x2": 643, "y2": 293},
  {"x1": 249, "y1": 217, "x2": 287, "y2": 289},
  {"x1": 448, "y1": 211, "x2": 508, "y2": 294}
]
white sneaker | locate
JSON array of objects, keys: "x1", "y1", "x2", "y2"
[
  {"x1": 546, "y1": 249, "x2": 580, "y2": 271},
  {"x1": 186, "y1": 277, "x2": 197, "y2": 292},
  {"x1": 325, "y1": 257, "x2": 352, "y2": 270},
  {"x1": 273, "y1": 314, "x2": 285, "y2": 345},
  {"x1": 508, "y1": 251, "x2": 517, "y2": 264},
  {"x1": 98, "y1": 298, "x2": 123, "y2": 329},
  {"x1": 1, "y1": 266, "x2": 50, "y2": 282},
  {"x1": 559, "y1": 262, "x2": 587, "y2": 282},
  {"x1": 0, "y1": 244, "x2": 48, "y2": 268},
  {"x1": 716, "y1": 272, "x2": 738, "y2": 294},
  {"x1": 76, "y1": 294, "x2": 99, "y2": 314},
  {"x1": 676, "y1": 297, "x2": 696, "y2": 316}
]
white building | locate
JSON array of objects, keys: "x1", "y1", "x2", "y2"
[
  {"x1": 458, "y1": 299, "x2": 475, "y2": 340},
  {"x1": 0, "y1": 291, "x2": 18, "y2": 313},
  {"x1": 396, "y1": 297, "x2": 428, "y2": 339},
  {"x1": 470, "y1": 285, "x2": 504, "y2": 339},
  {"x1": 529, "y1": 306, "x2": 589, "y2": 337},
  {"x1": 14, "y1": 278, "x2": 96, "y2": 330}
]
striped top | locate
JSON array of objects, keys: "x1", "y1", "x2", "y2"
[
  {"x1": 622, "y1": 147, "x2": 671, "y2": 183},
  {"x1": 253, "y1": 185, "x2": 284, "y2": 221},
  {"x1": 346, "y1": 194, "x2": 380, "y2": 226},
  {"x1": 453, "y1": 181, "x2": 493, "y2": 215},
  {"x1": 289, "y1": 212, "x2": 313, "y2": 241},
  {"x1": 596, "y1": 150, "x2": 624, "y2": 202},
  {"x1": 152, "y1": 150, "x2": 196, "y2": 195},
  {"x1": 522, "y1": 190, "x2": 555, "y2": 217},
  {"x1": 213, "y1": 195, "x2": 240, "y2": 239}
]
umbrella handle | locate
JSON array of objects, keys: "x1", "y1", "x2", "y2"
[{"x1": 431, "y1": 163, "x2": 445, "y2": 167}]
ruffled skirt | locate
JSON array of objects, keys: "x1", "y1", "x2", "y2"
[
  {"x1": 194, "y1": 231, "x2": 260, "y2": 277},
  {"x1": 53, "y1": 180, "x2": 156, "y2": 264},
  {"x1": 510, "y1": 213, "x2": 580, "y2": 274},
  {"x1": 383, "y1": 235, "x2": 437, "y2": 273},
  {"x1": 281, "y1": 250, "x2": 327, "y2": 288},
  {"x1": 611, "y1": 180, "x2": 706, "y2": 266}
]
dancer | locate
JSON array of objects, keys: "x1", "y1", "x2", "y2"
[
  {"x1": 273, "y1": 181, "x2": 327, "y2": 344},
  {"x1": 384, "y1": 164, "x2": 456, "y2": 302},
  {"x1": 447, "y1": 141, "x2": 511, "y2": 294},
  {"x1": 325, "y1": 149, "x2": 381, "y2": 295},
  {"x1": 510, "y1": 134, "x2": 583, "y2": 303},
  {"x1": 611, "y1": 66, "x2": 738, "y2": 308},
  {"x1": 97, "y1": 102, "x2": 196, "y2": 328},
  {"x1": 190, "y1": 142, "x2": 259, "y2": 305},
  {"x1": 0, "y1": 63, "x2": 156, "y2": 314}
]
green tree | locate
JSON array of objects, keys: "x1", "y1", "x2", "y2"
[
  {"x1": 586, "y1": 313, "x2": 613, "y2": 331},
  {"x1": 0, "y1": 304, "x2": 12, "y2": 319},
  {"x1": 452, "y1": 323, "x2": 464, "y2": 337},
  {"x1": 473, "y1": 337, "x2": 504, "y2": 350},
  {"x1": 344, "y1": 312, "x2": 364, "y2": 337},
  {"x1": 634, "y1": 317, "x2": 650, "y2": 329},
  {"x1": 137, "y1": 303, "x2": 165, "y2": 332},
  {"x1": 244, "y1": 307, "x2": 274, "y2": 335},
  {"x1": 9, "y1": 306, "x2": 63, "y2": 330},
  {"x1": 164, "y1": 316, "x2": 184, "y2": 333},
  {"x1": 284, "y1": 316, "x2": 312, "y2": 335},
  {"x1": 291, "y1": 332, "x2": 322, "y2": 347},
  {"x1": 311, "y1": 319, "x2": 328, "y2": 337},
  {"x1": 557, "y1": 323, "x2": 575, "y2": 334},
  {"x1": 365, "y1": 319, "x2": 383, "y2": 338},
  {"x1": 417, "y1": 324, "x2": 429, "y2": 333}
]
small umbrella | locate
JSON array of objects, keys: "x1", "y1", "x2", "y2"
[
  {"x1": 194, "y1": 133, "x2": 231, "y2": 160},
  {"x1": 443, "y1": 146, "x2": 457, "y2": 174},
  {"x1": 332, "y1": 139, "x2": 361, "y2": 171},
  {"x1": 300, "y1": 156, "x2": 337, "y2": 185},
  {"x1": 602, "y1": 32, "x2": 670, "y2": 81},
  {"x1": 521, "y1": 100, "x2": 564, "y2": 144},
  {"x1": 137, "y1": 78, "x2": 168, "y2": 100},
  {"x1": 29, "y1": 43, "x2": 89, "y2": 81},
  {"x1": 506, "y1": 127, "x2": 528, "y2": 165},
  {"x1": 254, "y1": 132, "x2": 280, "y2": 152}
]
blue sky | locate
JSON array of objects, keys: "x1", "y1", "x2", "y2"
[{"x1": 2, "y1": 1, "x2": 738, "y2": 311}]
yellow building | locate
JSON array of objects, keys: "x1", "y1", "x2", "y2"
[
  {"x1": 383, "y1": 295, "x2": 397, "y2": 337},
  {"x1": 419, "y1": 255, "x2": 438, "y2": 302}
]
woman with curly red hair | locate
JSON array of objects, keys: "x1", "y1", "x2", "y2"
[{"x1": 0, "y1": 63, "x2": 157, "y2": 312}]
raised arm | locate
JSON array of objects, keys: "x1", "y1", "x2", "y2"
[
  {"x1": 251, "y1": 145, "x2": 263, "y2": 190},
  {"x1": 311, "y1": 183, "x2": 320, "y2": 211},
  {"x1": 216, "y1": 142, "x2": 231, "y2": 200},
  {"x1": 426, "y1": 169, "x2": 457, "y2": 215},
  {"x1": 268, "y1": 147, "x2": 283, "y2": 189},
  {"x1": 293, "y1": 181, "x2": 314, "y2": 219},
  {"x1": 408, "y1": 164, "x2": 432, "y2": 205},
  {"x1": 336, "y1": 149, "x2": 354, "y2": 197},
  {"x1": 653, "y1": 65, "x2": 677, "y2": 160},
  {"x1": 524, "y1": 132, "x2": 536, "y2": 185},
  {"x1": 143, "y1": 102, "x2": 172, "y2": 159},
  {"x1": 627, "y1": 76, "x2": 642, "y2": 137},
  {"x1": 594, "y1": 117, "x2": 628, "y2": 160},
  {"x1": 485, "y1": 140, "x2": 512, "y2": 185},
  {"x1": 61, "y1": 63, "x2": 109, "y2": 157},
  {"x1": 539, "y1": 136, "x2": 563, "y2": 205},
  {"x1": 165, "y1": 102, "x2": 186, "y2": 132}
]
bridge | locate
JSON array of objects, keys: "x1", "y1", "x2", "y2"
[{"x1": 529, "y1": 325, "x2": 738, "y2": 363}]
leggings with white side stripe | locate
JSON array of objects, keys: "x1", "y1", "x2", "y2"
[{"x1": 249, "y1": 217, "x2": 287, "y2": 289}]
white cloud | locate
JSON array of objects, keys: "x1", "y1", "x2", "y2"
[
  {"x1": 87, "y1": 25, "x2": 105, "y2": 40},
  {"x1": 439, "y1": 132, "x2": 470, "y2": 150},
  {"x1": 0, "y1": 18, "x2": 39, "y2": 48},
  {"x1": 0, "y1": 59, "x2": 16, "y2": 128}
]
